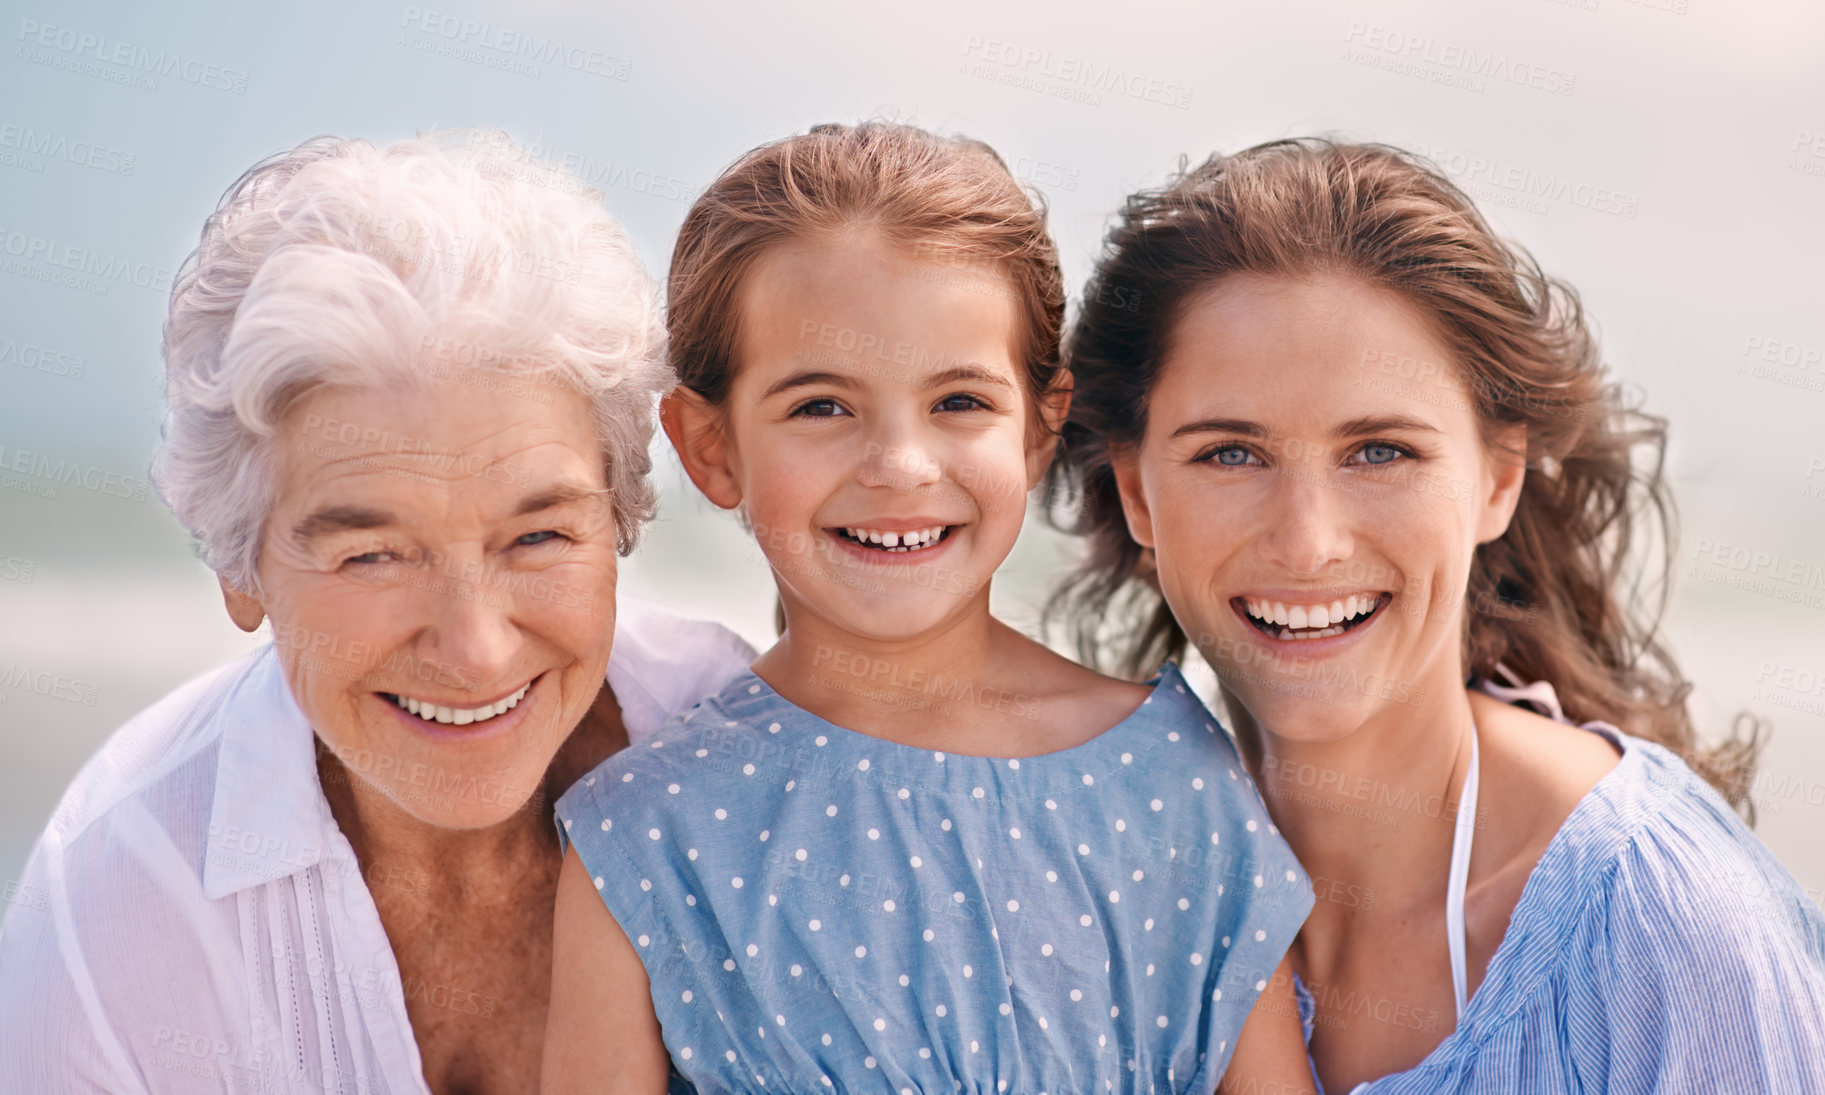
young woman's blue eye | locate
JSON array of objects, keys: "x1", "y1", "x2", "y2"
[
  {"x1": 1198, "y1": 445, "x2": 1258, "y2": 467},
  {"x1": 791, "y1": 398, "x2": 847, "y2": 418},
  {"x1": 934, "y1": 393, "x2": 988, "y2": 413},
  {"x1": 1359, "y1": 443, "x2": 1405, "y2": 465}
]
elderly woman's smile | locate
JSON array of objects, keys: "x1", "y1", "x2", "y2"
[{"x1": 237, "y1": 376, "x2": 621, "y2": 827}]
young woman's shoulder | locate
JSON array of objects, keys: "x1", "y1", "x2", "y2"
[
  {"x1": 1470, "y1": 688, "x2": 1623, "y2": 850},
  {"x1": 1564, "y1": 741, "x2": 1825, "y2": 1082}
]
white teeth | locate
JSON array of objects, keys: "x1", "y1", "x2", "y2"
[
  {"x1": 843, "y1": 525, "x2": 947, "y2": 551},
  {"x1": 1244, "y1": 594, "x2": 1384, "y2": 633},
  {"x1": 389, "y1": 681, "x2": 531, "y2": 725}
]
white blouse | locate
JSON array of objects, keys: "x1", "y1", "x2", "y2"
[{"x1": 0, "y1": 595, "x2": 756, "y2": 1093}]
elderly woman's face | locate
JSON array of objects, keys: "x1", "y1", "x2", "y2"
[
  {"x1": 237, "y1": 374, "x2": 619, "y2": 830},
  {"x1": 1112, "y1": 272, "x2": 1524, "y2": 744}
]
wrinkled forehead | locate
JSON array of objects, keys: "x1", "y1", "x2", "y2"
[{"x1": 268, "y1": 376, "x2": 607, "y2": 518}]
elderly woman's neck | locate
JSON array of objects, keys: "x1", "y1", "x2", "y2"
[{"x1": 316, "y1": 685, "x2": 631, "y2": 887}]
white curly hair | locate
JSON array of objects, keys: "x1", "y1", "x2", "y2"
[{"x1": 152, "y1": 130, "x2": 672, "y2": 595}]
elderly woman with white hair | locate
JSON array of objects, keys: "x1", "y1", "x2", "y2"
[{"x1": 0, "y1": 133, "x2": 753, "y2": 1092}]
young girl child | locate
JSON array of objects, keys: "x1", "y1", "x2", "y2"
[{"x1": 542, "y1": 122, "x2": 1316, "y2": 1095}]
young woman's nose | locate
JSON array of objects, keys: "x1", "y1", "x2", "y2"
[{"x1": 1258, "y1": 462, "x2": 1356, "y2": 577}]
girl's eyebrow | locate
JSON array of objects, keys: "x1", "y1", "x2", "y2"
[
  {"x1": 920, "y1": 364, "x2": 1015, "y2": 391},
  {"x1": 761, "y1": 370, "x2": 859, "y2": 400},
  {"x1": 760, "y1": 363, "x2": 1016, "y2": 400}
]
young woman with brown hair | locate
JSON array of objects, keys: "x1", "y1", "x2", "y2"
[{"x1": 1048, "y1": 138, "x2": 1825, "y2": 1093}]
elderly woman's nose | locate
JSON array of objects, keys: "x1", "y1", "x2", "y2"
[
  {"x1": 416, "y1": 585, "x2": 521, "y2": 687},
  {"x1": 1259, "y1": 461, "x2": 1355, "y2": 576}
]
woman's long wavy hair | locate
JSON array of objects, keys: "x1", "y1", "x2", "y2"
[{"x1": 1044, "y1": 138, "x2": 1762, "y2": 816}]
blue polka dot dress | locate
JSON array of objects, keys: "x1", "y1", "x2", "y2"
[{"x1": 555, "y1": 662, "x2": 1313, "y2": 1094}]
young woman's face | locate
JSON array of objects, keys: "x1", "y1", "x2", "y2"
[
  {"x1": 1112, "y1": 272, "x2": 1523, "y2": 743},
  {"x1": 674, "y1": 231, "x2": 1058, "y2": 643}
]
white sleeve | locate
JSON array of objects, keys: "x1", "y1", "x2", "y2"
[{"x1": 0, "y1": 829, "x2": 151, "y2": 1094}]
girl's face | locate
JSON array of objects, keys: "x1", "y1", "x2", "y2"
[
  {"x1": 664, "y1": 231, "x2": 1061, "y2": 644},
  {"x1": 1111, "y1": 272, "x2": 1525, "y2": 743}
]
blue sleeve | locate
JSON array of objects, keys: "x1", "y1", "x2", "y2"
[
  {"x1": 553, "y1": 756, "x2": 696, "y2": 991},
  {"x1": 1573, "y1": 813, "x2": 1825, "y2": 1093}
]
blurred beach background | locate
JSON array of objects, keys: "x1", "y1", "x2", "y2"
[{"x1": 2, "y1": 0, "x2": 1822, "y2": 909}]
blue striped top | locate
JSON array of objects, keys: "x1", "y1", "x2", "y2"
[{"x1": 1296, "y1": 701, "x2": 1825, "y2": 1092}]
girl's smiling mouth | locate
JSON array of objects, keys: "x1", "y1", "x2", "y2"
[
  {"x1": 829, "y1": 523, "x2": 958, "y2": 554},
  {"x1": 1233, "y1": 591, "x2": 1392, "y2": 641}
]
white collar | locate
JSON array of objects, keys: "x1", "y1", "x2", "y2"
[{"x1": 202, "y1": 646, "x2": 331, "y2": 899}]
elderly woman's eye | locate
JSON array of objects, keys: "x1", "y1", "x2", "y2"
[
  {"x1": 516, "y1": 530, "x2": 565, "y2": 547},
  {"x1": 345, "y1": 550, "x2": 394, "y2": 566}
]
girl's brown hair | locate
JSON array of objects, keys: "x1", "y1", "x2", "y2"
[
  {"x1": 667, "y1": 121, "x2": 1067, "y2": 636},
  {"x1": 1044, "y1": 138, "x2": 1761, "y2": 815},
  {"x1": 666, "y1": 121, "x2": 1065, "y2": 409}
]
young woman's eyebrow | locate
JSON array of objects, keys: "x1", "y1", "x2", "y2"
[
  {"x1": 1334, "y1": 414, "x2": 1442, "y2": 437},
  {"x1": 1167, "y1": 415, "x2": 1442, "y2": 440},
  {"x1": 1168, "y1": 417, "x2": 1270, "y2": 440}
]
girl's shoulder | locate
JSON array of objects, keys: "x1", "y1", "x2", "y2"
[{"x1": 554, "y1": 672, "x2": 770, "y2": 831}]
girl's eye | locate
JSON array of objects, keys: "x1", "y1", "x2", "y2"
[
  {"x1": 934, "y1": 393, "x2": 988, "y2": 413},
  {"x1": 1198, "y1": 445, "x2": 1260, "y2": 467},
  {"x1": 516, "y1": 530, "x2": 564, "y2": 547},
  {"x1": 1355, "y1": 443, "x2": 1408, "y2": 466},
  {"x1": 791, "y1": 398, "x2": 848, "y2": 418}
]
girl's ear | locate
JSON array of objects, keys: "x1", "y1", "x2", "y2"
[
  {"x1": 1474, "y1": 423, "x2": 1528, "y2": 545},
  {"x1": 660, "y1": 386, "x2": 743, "y2": 510},
  {"x1": 1025, "y1": 369, "x2": 1075, "y2": 487}
]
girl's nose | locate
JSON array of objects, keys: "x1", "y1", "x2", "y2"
[{"x1": 858, "y1": 435, "x2": 944, "y2": 490}]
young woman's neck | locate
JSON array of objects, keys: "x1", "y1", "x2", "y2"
[{"x1": 1238, "y1": 657, "x2": 1479, "y2": 918}]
